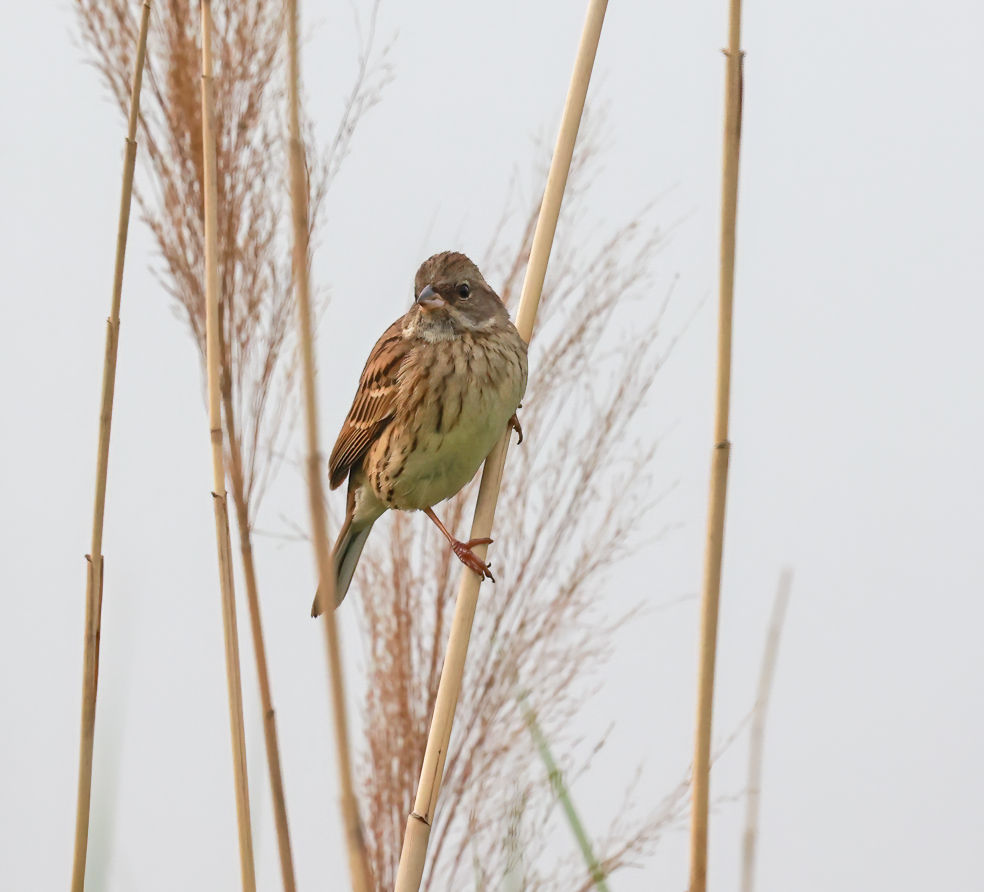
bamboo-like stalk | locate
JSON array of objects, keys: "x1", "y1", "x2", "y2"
[
  {"x1": 71, "y1": 4, "x2": 151, "y2": 890},
  {"x1": 201, "y1": 2, "x2": 257, "y2": 889},
  {"x1": 393, "y1": 3, "x2": 609, "y2": 889},
  {"x1": 222, "y1": 383, "x2": 297, "y2": 892},
  {"x1": 284, "y1": 2, "x2": 372, "y2": 891},
  {"x1": 740, "y1": 569, "x2": 792, "y2": 892},
  {"x1": 518, "y1": 692, "x2": 611, "y2": 892},
  {"x1": 688, "y1": 2, "x2": 744, "y2": 890}
]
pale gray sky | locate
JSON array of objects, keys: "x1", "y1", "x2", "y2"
[{"x1": 1, "y1": 1, "x2": 982, "y2": 890}]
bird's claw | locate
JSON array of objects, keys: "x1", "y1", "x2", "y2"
[
  {"x1": 452, "y1": 537, "x2": 496, "y2": 582},
  {"x1": 508, "y1": 412, "x2": 524, "y2": 445}
]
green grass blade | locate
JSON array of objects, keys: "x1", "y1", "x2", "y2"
[{"x1": 518, "y1": 691, "x2": 612, "y2": 892}]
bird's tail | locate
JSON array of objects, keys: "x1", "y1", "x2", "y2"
[{"x1": 311, "y1": 517, "x2": 376, "y2": 617}]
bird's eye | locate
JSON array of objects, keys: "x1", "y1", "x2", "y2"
[{"x1": 456, "y1": 282, "x2": 471, "y2": 299}]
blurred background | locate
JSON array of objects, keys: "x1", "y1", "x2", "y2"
[{"x1": 1, "y1": 1, "x2": 982, "y2": 890}]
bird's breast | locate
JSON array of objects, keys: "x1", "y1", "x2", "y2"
[{"x1": 366, "y1": 329, "x2": 527, "y2": 511}]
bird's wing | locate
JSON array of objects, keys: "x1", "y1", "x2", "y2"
[{"x1": 328, "y1": 319, "x2": 410, "y2": 490}]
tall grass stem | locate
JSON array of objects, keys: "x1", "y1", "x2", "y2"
[
  {"x1": 71, "y1": 4, "x2": 151, "y2": 889},
  {"x1": 201, "y1": 2, "x2": 257, "y2": 887},
  {"x1": 688, "y1": 1, "x2": 744, "y2": 889},
  {"x1": 223, "y1": 389, "x2": 297, "y2": 892},
  {"x1": 740, "y1": 569, "x2": 792, "y2": 892},
  {"x1": 285, "y1": 1, "x2": 372, "y2": 890},
  {"x1": 393, "y1": 3, "x2": 609, "y2": 890}
]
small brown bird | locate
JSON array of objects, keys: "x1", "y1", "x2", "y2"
[{"x1": 312, "y1": 252, "x2": 528, "y2": 616}]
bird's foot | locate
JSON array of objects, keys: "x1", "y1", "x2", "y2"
[
  {"x1": 451, "y1": 537, "x2": 496, "y2": 582},
  {"x1": 508, "y1": 411, "x2": 524, "y2": 445}
]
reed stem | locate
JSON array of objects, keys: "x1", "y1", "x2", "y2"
[
  {"x1": 223, "y1": 383, "x2": 297, "y2": 892},
  {"x1": 688, "y1": 1, "x2": 744, "y2": 889},
  {"x1": 740, "y1": 570, "x2": 792, "y2": 892},
  {"x1": 393, "y1": 3, "x2": 609, "y2": 890},
  {"x1": 71, "y1": 5, "x2": 151, "y2": 889},
  {"x1": 285, "y1": 2, "x2": 372, "y2": 890},
  {"x1": 201, "y1": 2, "x2": 256, "y2": 888}
]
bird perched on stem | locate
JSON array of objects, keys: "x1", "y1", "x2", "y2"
[{"x1": 312, "y1": 252, "x2": 528, "y2": 616}]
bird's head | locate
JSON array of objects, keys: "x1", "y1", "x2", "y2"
[{"x1": 409, "y1": 252, "x2": 508, "y2": 338}]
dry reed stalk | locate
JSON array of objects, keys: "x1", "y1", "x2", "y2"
[
  {"x1": 70, "y1": 5, "x2": 151, "y2": 890},
  {"x1": 740, "y1": 569, "x2": 792, "y2": 892},
  {"x1": 392, "y1": 3, "x2": 609, "y2": 890},
  {"x1": 285, "y1": 2, "x2": 372, "y2": 891},
  {"x1": 201, "y1": 2, "x2": 256, "y2": 888},
  {"x1": 223, "y1": 386, "x2": 296, "y2": 892},
  {"x1": 688, "y1": 1, "x2": 744, "y2": 890}
]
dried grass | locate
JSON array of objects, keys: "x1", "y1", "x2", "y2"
[
  {"x1": 74, "y1": 3, "x2": 391, "y2": 889},
  {"x1": 75, "y1": 0, "x2": 391, "y2": 514}
]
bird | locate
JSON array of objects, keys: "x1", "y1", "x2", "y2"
[{"x1": 311, "y1": 251, "x2": 528, "y2": 616}]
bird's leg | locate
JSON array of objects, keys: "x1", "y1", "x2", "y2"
[
  {"x1": 508, "y1": 409, "x2": 524, "y2": 445},
  {"x1": 423, "y1": 507, "x2": 495, "y2": 582}
]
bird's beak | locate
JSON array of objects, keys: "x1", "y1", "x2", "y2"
[{"x1": 416, "y1": 284, "x2": 445, "y2": 311}]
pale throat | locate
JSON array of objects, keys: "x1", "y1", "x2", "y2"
[{"x1": 403, "y1": 308, "x2": 497, "y2": 342}]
